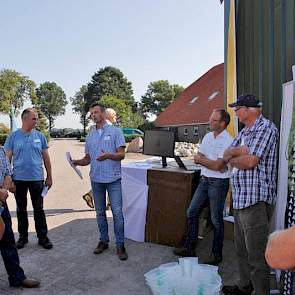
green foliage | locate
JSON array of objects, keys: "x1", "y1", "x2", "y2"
[
  {"x1": 0, "y1": 69, "x2": 36, "y2": 129},
  {"x1": 138, "y1": 120, "x2": 155, "y2": 131},
  {"x1": 34, "y1": 106, "x2": 49, "y2": 133},
  {"x1": 0, "y1": 134, "x2": 8, "y2": 145},
  {"x1": 42, "y1": 131, "x2": 50, "y2": 143},
  {"x1": 70, "y1": 85, "x2": 90, "y2": 136},
  {"x1": 140, "y1": 80, "x2": 184, "y2": 118},
  {"x1": 124, "y1": 134, "x2": 143, "y2": 143},
  {"x1": 0, "y1": 123, "x2": 10, "y2": 134},
  {"x1": 35, "y1": 82, "x2": 67, "y2": 131},
  {"x1": 86, "y1": 66, "x2": 134, "y2": 108},
  {"x1": 99, "y1": 96, "x2": 144, "y2": 128}
]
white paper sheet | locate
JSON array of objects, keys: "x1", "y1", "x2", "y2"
[
  {"x1": 122, "y1": 163, "x2": 152, "y2": 242},
  {"x1": 65, "y1": 152, "x2": 83, "y2": 179}
]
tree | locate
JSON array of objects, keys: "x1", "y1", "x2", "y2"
[
  {"x1": 70, "y1": 85, "x2": 90, "y2": 136},
  {"x1": 0, "y1": 69, "x2": 36, "y2": 129},
  {"x1": 140, "y1": 80, "x2": 184, "y2": 118},
  {"x1": 35, "y1": 82, "x2": 67, "y2": 131},
  {"x1": 99, "y1": 96, "x2": 144, "y2": 128},
  {"x1": 86, "y1": 66, "x2": 134, "y2": 108}
]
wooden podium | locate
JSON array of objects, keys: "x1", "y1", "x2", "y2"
[{"x1": 145, "y1": 168, "x2": 200, "y2": 246}]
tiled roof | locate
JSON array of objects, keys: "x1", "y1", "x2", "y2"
[{"x1": 155, "y1": 63, "x2": 224, "y2": 126}]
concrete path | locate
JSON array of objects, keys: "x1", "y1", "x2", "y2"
[{"x1": 0, "y1": 139, "x2": 238, "y2": 294}]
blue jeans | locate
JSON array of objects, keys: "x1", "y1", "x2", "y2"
[
  {"x1": 185, "y1": 177, "x2": 229, "y2": 256},
  {"x1": 0, "y1": 203, "x2": 26, "y2": 286},
  {"x1": 91, "y1": 179, "x2": 125, "y2": 247}
]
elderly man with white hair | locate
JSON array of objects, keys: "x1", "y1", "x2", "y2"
[{"x1": 222, "y1": 94, "x2": 278, "y2": 295}]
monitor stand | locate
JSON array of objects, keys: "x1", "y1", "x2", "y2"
[
  {"x1": 174, "y1": 156, "x2": 188, "y2": 170},
  {"x1": 161, "y1": 156, "x2": 167, "y2": 168}
]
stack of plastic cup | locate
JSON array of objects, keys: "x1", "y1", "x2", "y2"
[{"x1": 144, "y1": 257, "x2": 221, "y2": 295}]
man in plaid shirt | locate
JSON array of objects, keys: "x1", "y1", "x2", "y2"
[
  {"x1": 0, "y1": 146, "x2": 40, "y2": 288},
  {"x1": 222, "y1": 94, "x2": 278, "y2": 295}
]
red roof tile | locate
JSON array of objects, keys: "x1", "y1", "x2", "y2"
[{"x1": 155, "y1": 63, "x2": 224, "y2": 126}]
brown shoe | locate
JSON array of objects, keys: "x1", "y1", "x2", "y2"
[
  {"x1": 117, "y1": 246, "x2": 128, "y2": 261},
  {"x1": 93, "y1": 241, "x2": 108, "y2": 254},
  {"x1": 21, "y1": 278, "x2": 40, "y2": 288},
  {"x1": 82, "y1": 191, "x2": 94, "y2": 209}
]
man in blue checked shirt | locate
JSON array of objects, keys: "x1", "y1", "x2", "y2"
[
  {"x1": 73, "y1": 103, "x2": 128, "y2": 261},
  {"x1": 222, "y1": 94, "x2": 279, "y2": 295},
  {"x1": 0, "y1": 146, "x2": 40, "y2": 288}
]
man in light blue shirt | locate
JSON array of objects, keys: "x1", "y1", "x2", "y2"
[
  {"x1": 4, "y1": 108, "x2": 53, "y2": 250},
  {"x1": 73, "y1": 103, "x2": 128, "y2": 260}
]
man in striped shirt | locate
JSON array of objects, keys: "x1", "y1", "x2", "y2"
[{"x1": 222, "y1": 94, "x2": 278, "y2": 295}]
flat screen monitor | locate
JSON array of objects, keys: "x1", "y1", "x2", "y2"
[{"x1": 143, "y1": 129, "x2": 175, "y2": 158}]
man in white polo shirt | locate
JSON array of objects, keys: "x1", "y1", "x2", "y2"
[{"x1": 174, "y1": 109, "x2": 233, "y2": 265}]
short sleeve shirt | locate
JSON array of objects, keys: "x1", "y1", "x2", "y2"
[
  {"x1": 230, "y1": 115, "x2": 278, "y2": 209},
  {"x1": 85, "y1": 124, "x2": 125, "y2": 183},
  {"x1": 0, "y1": 146, "x2": 12, "y2": 187},
  {"x1": 4, "y1": 129, "x2": 48, "y2": 181},
  {"x1": 198, "y1": 130, "x2": 233, "y2": 178}
]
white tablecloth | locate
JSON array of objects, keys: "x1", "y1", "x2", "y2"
[{"x1": 121, "y1": 162, "x2": 153, "y2": 242}]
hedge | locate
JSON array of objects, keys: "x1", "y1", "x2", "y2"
[
  {"x1": 124, "y1": 134, "x2": 143, "y2": 143},
  {"x1": 0, "y1": 134, "x2": 7, "y2": 145}
]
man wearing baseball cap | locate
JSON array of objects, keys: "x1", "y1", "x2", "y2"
[{"x1": 222, "y1": 94, "x2": 278, "y2": 295}]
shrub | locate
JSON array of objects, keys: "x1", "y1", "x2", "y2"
[
  {"x1": 43, "y1": 131, "x2": 50, "y2": 143},
  {"x1": 0, "y1": 123, "x2": 9, "y2": 134},
  {"x1": 0, "y1": 134, "x2": 8, "y2": 145},
  {"x1": 124, "y1": 134, "x2": 143, "y2": 143}
]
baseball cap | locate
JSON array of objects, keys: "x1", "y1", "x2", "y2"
[{"x1": 228, "y1": 94, "x2": 262, "y2": 108}]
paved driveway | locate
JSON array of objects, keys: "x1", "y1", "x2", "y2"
[{"x1": 0, "y1": 139, "x2": 238, "y2": 294}]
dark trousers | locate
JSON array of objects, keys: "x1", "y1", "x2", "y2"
[
  {"x1": 185, "y1": 177, "x2": 229, "y2": 256},
  {"x1": 14, "y1": 180, "x2": 48, "y2": 240},
  {"x1": 0, "y1": 203, "x2": 26, "y2": 286},
  {"x1": 234, "y1": 202, "x2": 273, "y2": 295}
]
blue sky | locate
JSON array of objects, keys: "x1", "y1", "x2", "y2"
[{"x1": 0, "y1": 0, "x2": 224, "y2": 128}]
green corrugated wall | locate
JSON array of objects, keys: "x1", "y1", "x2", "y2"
[{"x1": 224, "y1": 0, "x2": 295, "y2": 128}]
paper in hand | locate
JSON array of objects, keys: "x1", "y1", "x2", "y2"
[
  {"x1": 41, "y1": 186, "x2": 49, "y2": 198},
  {"x1": 65, "y1": 152, "x2": 83, "y2": 179}
]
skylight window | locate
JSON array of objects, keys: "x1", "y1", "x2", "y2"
[
  {"x1": 208, "y1": 91, "x2": 219, "y2": 101},
  {"x1": 189, "y1": 96, "x2": 198, "y2": 104}
]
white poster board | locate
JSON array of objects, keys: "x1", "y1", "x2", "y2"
[{"x1": 274, "y1": 81, "x2": 294, "y2": 231}]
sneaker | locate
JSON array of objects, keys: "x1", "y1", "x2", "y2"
[
  {"x1": 116, "y1": 246, "x2": 128, "y2": 261},
  {"x1": 38, "y1": 237, "x2": 53, "y2": 249},
  {"x1": 93, "y1": 241, "x2": 109, "y2": 254},
  {"x1": 222, "y1": 284, "x2": 253, "y2": 295},
  {"x1": 173, "y1": 247, "x2": 196, "y2": 257},
  {"x1": 16, "y1": 237, "x2": 28, "y2": 249}
]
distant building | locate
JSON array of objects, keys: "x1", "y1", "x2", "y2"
[{"x1": 155, "y1": 63, "x2": 224, "y2": 143}]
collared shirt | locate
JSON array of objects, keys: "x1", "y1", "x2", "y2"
[
  {"x1": 198, "y1": 129, "x2": 233, "y2": 178},
  {"x1": 231, "y1": 114, "x2": 278, "y2": 209},
  {"x1": 0, "y1": 146, "x2": 12, "y2": 187},
  {"x1": 4, "y1": 129, "x2": 48, "y2": 181},
  {"x1": 85, "y1": 124, "x2": 125, "y2": 183}
]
